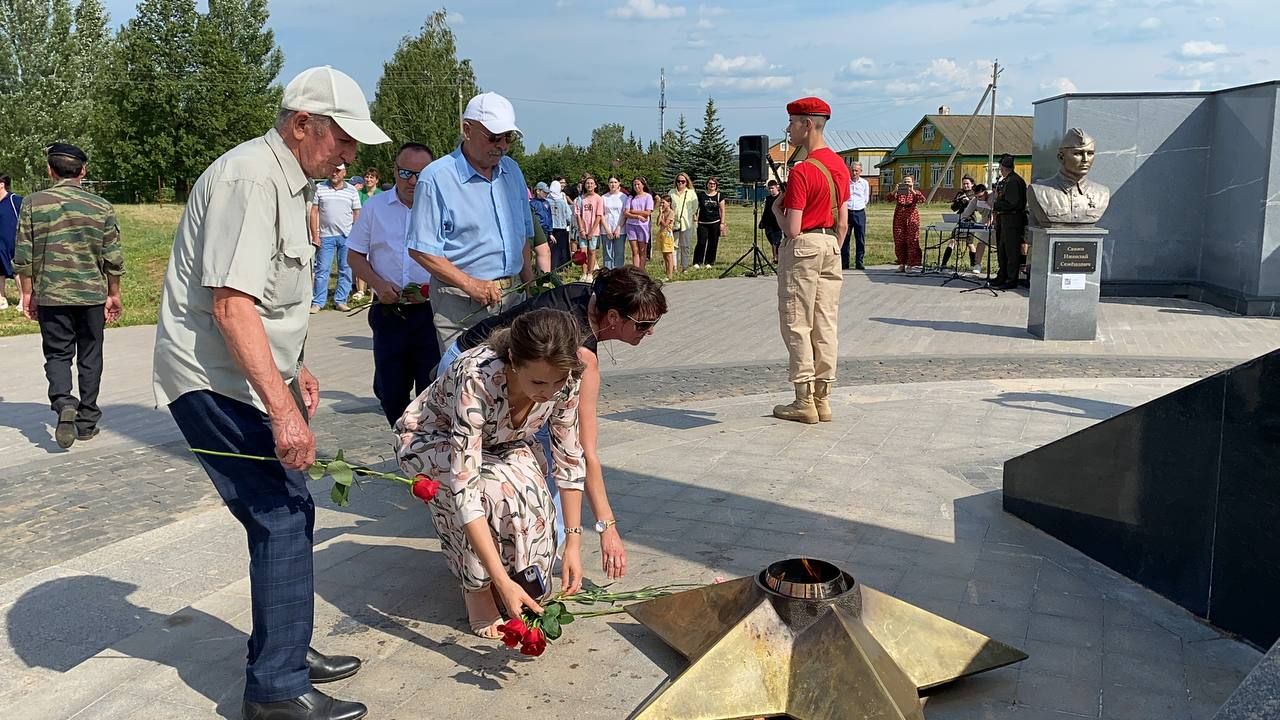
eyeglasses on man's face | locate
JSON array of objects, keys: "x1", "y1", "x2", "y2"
[{"x1": 396, "y1": 167, "x2": 420, "y2": 180}]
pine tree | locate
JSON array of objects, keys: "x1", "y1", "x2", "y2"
[
  {"x1": 691, "y1": 98, "x2": 736, "y2": 188},
  {"x1": 355, "y1": 10, "x2": 480, "y2": 178},
  {"x1": 662, "y1": 114, "x2": 693, "y2": 186}
]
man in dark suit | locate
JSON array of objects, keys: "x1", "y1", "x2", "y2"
[{"x1": 991, "y1": 155, "x2": 1027, "y2": 290}]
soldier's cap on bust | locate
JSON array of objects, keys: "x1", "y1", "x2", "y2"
[
  {"x1": 46, "y1": 143, "x2": 87, "y2": 162},
  {"x1": 1060, "y1": 128, "x2": 1095, "y2": 149}
]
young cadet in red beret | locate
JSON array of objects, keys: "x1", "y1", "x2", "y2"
[{"x1": 770, "y1": 97, "x2": 850, "y2": 424}]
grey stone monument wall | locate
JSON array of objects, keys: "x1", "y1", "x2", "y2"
[{"x1": 1032, "y1": 81, "x2": 1280, "y2": 316}]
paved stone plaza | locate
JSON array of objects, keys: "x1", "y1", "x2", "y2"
[{"x1": 1, "y1": 269, "x2": 1278, "y2": 719}]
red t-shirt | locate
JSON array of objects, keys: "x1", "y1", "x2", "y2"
[{"x1": 781, "y1": 147, "x2": 852, "y2": 232}]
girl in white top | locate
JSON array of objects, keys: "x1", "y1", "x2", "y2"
[{"x1": 601, "y1": 176, "x2": 629, "y2": 271}]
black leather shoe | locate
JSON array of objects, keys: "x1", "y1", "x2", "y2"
[
  {"x1": 77, "y1": 426, "x2": 100, "y2": 442},
  {"x1": 307, "y1": 647, "x2": 362, "y2": 684},
  {"x1": 242, "y1": 689, "x2": 367, "y2": 720},
  {"x1": 855, "y1": 262, "x2": 865, "y2": 270},
  {"x1": 54, "y1": 406, "x2": 78, "y2": 448}
]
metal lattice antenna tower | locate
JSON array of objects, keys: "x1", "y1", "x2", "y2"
[{"x1": 659, "y1": 67, "x2": 667, "y2": 138}]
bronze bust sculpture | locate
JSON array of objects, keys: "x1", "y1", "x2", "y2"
[{"x1": 1028, "y1": 127, "x2": 1111, "y2": 226}]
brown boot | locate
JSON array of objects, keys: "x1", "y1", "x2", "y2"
[
  {"x1": 813, "y1": 380, "x2": 833, "y2": 422},
  {"x1": 773, "y1": 382, "x2": 819, "y2": 424}
]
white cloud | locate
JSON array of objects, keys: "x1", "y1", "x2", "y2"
[
  {"x1": 698, "y1": 3, "x2": 727, "y2": 15},
  {"x1": 704, "y1": 53, "x2": 769, "y2": 75},
  {"x1": 611, "y1": 0, "x2": 687, "y2": 19},
  {"x1": 801, "y1": 86, "x2": 833, "y2": 99},
  {"x1": 1205, "y1": 15, "x2": 1224, "y2": 28},
  {"x1": 1001, "y1": 0, "x2": 1117, "y2": 23},
  {"x1": 1040, "y1": 77, "x2": 1078, "y2": 94},
  {"x1": 446, "y1": 11, "x2": 464, "y2": 24},
  {"x1": 700, "y1": 76, "x2": 794, "y2": 91},
  {"x1": 1176, "y1": 39, "x2": 1228, "y2": 58},
  {"x1": 685, "y1": 33, "x2": 707, "y2": 48},
  {"x1": 837, "y1": 57, "x2": 883, "y2": 80},
  {"x1": 695, "y1": 18, "x2": 713, "y2": 29}
]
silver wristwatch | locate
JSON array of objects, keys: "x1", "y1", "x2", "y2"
[{"x1": 594, "y1": 519, "x2": 617, "y2": 533}]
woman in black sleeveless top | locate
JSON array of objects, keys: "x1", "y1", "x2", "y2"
[{"x1": 692, "y1": 177, "x2": 727, "y2": 267}]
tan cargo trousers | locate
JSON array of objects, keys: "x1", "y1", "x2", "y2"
[{"x1": 777, "y1": 230, "x2": 843, "y2": 383}]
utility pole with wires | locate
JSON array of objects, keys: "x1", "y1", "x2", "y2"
[
  {"x1": 659, "y1": 67, "x2": 667, "y2": 138},
  {"x1": 924, "y1": 59, "x2": 1003, "y2": 204}
]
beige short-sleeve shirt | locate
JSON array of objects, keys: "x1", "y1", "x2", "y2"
[{"x1": 152, "y1": 129, "x2": 315, "y2": 412}]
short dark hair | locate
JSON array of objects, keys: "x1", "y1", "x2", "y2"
[
  {"x1": 766, "y1": 179, "x2": 779, "y2": 187},
  {"x1": 0, "y1": 175, "x2": 10, "y2": 191},
  {"x1": 396, "y1": 142, "x2": 434, "y2": 161},
  {"x1": 49, "y1": 155, "x2": 85, "y2": 179},
  {"x1": 962, "y1": 175, "x2": 974, "y2": 184},
  {"x1": 973, "y1": 183, "x2": 987, "y2": 194}
]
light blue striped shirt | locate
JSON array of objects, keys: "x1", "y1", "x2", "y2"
[{"x1": 407, "y1": 146, "x2": 532, "y2": 281}]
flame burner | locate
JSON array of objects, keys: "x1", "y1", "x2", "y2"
[{"x1": 626, "y1": 557, "x2": 1029, "y2": 720}]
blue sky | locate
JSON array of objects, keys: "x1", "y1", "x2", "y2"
[{"x1": 103, "y1": 0, "x2": 1275, "y2": 149}]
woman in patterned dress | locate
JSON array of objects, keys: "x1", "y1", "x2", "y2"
[
  {"x1": 396, "y1": 309, "x2": 587, "y2": 638},
  {"x1": 891, "y1": 174, "x2": 927, "y2": 272}
]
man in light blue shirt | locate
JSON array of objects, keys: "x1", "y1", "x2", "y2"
[{"x1": 408, "y1": 92, "x2": 533, "y2": 348}]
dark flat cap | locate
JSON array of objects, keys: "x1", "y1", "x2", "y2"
[
  {"x1": 786, "y1": 97, "x2": 832, "y2": 118},
  {"x1": 46, "y1": 143, "x2": 88, "y2": 162},
  {"x1": 999, "y1": 154, "x2": 1016, "y2": 168}
]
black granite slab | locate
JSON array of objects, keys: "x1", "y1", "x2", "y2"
[
  {"x1": 1213, "y1": 639, "x2": 1280, "y2": 719},
  {"x1": 1004, "y1": 348, "x2": 1280, "y2": 648}
]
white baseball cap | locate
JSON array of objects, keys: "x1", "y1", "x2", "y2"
[
  {"x1": 462, "y1": 92, "x2": 520, "y2": 135},
  {"x1": 281, "y1": 66, "x2": 391, "y2": 145}
]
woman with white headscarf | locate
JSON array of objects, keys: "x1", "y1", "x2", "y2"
[{"x1": 547, "y1": 179, "x2": 574, "y2": 271}]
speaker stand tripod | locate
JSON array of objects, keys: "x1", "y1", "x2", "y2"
[
  {"x1": 960, "y1": 226, "x2": 999, "y2": 297},
  {"x1": 720, "y1": 182, "x2": 775, "y2": 278}
]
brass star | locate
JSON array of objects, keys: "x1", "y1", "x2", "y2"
[{"x1": 625, "y1": 575, "x2": 1028, "y2": 719}]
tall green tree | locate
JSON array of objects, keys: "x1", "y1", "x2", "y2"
[
  {"x1": 690, "y1": 98, "x2": 736, "y2": 187},
  {"x1": 94, "y1": 0, "x2": 199, "y2": 200},
  {"x1": 0, "y1": 0, "x2": 111, "y2": 189},
  {"x1": 356, "y1": 10, "x2": 479, "y2": 178},
  {"x1": 661, "y1": 113, "x2": 693, "y2": 186},
  {"x1": 187, "y1": 0, "x2": 283, "y2": 176}
]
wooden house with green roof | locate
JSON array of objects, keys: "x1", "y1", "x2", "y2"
[{"x1": 878, "y1": 111, "x2": 1033, "y2": 199}]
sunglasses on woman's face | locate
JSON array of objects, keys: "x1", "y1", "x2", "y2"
[
  {"x1": 626, "y1": 313, "x2": 661, "y2": 332},
  {"x1": 677, "y1": 178, "x2": 687, "y2": 184}
]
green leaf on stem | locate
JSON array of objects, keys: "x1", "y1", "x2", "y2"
[
  {"x1": 330, "y1": 483, "x2": 351, "y2": 507},
  {"x1": 544, "y1": 601, "x2": 564, "y2": 620},
  {"x1": 307, "y1": 463, "x2": 326, "y2": 481},
  {"x1": 559, "y1": 609, "x2": 575, "y2": 625},
  {"x1": 542, "y1": 615, "x2": 561, "y2": 640},
  {"x1": 328, "y1": 460, "x2": 353, "y2": 487}
]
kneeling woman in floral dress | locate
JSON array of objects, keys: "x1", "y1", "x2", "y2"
[{"x1": 396, "y1": 309, "x2": 587, "y2": 638}]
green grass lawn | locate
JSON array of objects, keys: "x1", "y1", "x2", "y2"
[
  {"x1": 0, "y1": 201, "x2": 954, "y2": 336},
  {"x1": 0, "y1": 204, "x2": 185, "y2": 337}
]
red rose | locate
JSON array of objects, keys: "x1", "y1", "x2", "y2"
[
  {"x1": 411, "y1": 475, "x2": 441, "y2": 503},
  {"x1": 572, "y1": 250, "x2": 587, "y2": 266},
  {"x1": 498, "y1": 618, "x2": 527, "y2": 649},
  {"x1": 519, "y1": 626, "x2": 547, "y2": 656}
]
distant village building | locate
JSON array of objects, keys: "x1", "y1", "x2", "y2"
[{"x1": 878, "y1": 111, "x2": 1033, "y2": 198}]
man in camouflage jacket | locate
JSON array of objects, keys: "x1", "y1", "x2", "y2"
[{"x1": 15, "y1": 143, "x2": 125, "y2": 448}]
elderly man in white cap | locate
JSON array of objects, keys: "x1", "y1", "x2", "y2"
[
  {"x1": 153, "y1": 66, "x2": 389, "y2": 720},
  {"x1": 407, "y1": 91, "x2": 535, "y2": 349}
]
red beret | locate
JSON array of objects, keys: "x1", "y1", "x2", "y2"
[{"x1": 786, "y1": 96, "x2": 831, "y2": 118}]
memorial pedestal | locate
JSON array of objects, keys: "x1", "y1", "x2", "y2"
[{"x1": 1027, "y1": 226, "x2": 1108, "y2": 341}]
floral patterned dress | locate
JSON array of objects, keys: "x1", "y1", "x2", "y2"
[
  {"x1": 892, "y1": 189, "x2": 927, "y2": 266},
  {"x1": 395, "y1": 345, "x2": 586, "y2": 594}
]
